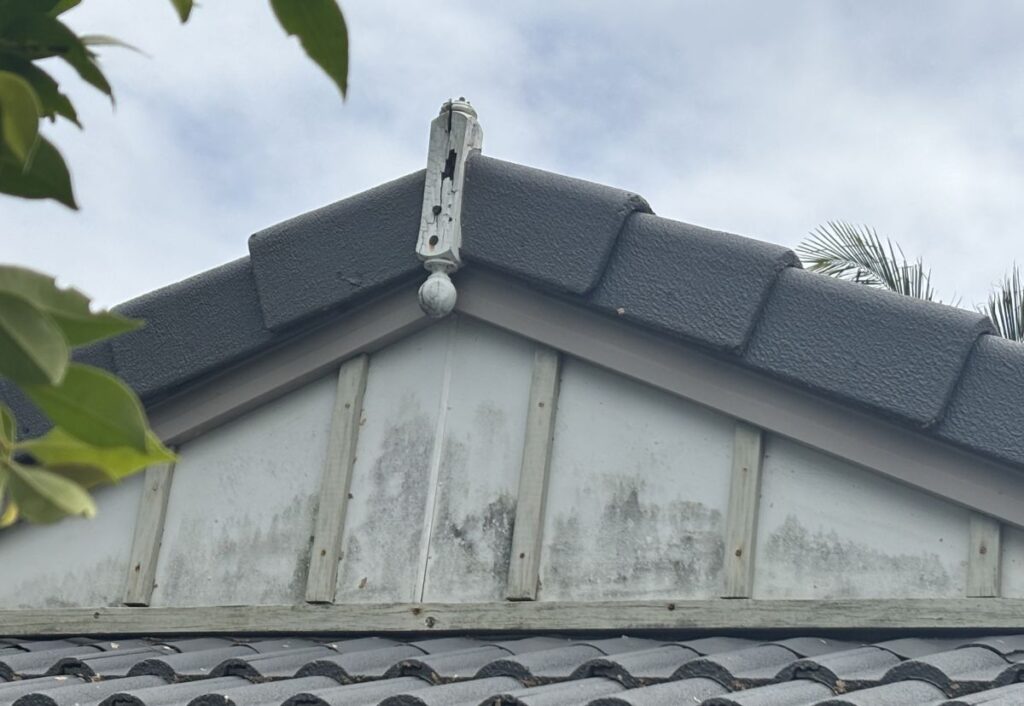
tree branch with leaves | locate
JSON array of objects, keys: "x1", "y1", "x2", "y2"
[{"x1": 0, "y1": 0, "x2": 349, "y2": 527}]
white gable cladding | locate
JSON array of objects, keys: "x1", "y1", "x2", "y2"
[{"x1": 0, "y1": 314, "x2": 1005, "y2": 610}]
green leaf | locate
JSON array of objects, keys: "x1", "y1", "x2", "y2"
[
  {"x1": 23, "y1": 363, "x2": 148, "y2": 451},
  {"x1": 79, "y1": 35, "x2": 144, "y2": 55},
  {"x1": 3, "y1": 15, "x2": 113, "y2": 101},
  {"x1": 0, "y1": 266, "x2": 141, "y2": 347},
  {"x1": 0, "y1": 70, "x2": 40, "y2": 164},
  {"x1": 0, "y1": 466, "x2": 16, "y2": 528},
  {"x1": 0, "y1": 402, "x2": 14, "y2": 450},
  {"x1": 168, "y1": 0, "x2": 193, "y2": 22},
  {"x1": 49, "y1": 0, "x2": 81, "y2": 16},
  {"x1": 4, "y1": 459, "x2": 95, "y2": 523},
  {"x1": 0, "y1": 291, "x2": 69, "y2": 385},
  {"x1": 19, "y1": 427, "x2": 173, "y2": 486},
  {"x1": 0, "y1": 134, "x2": 77, "y2": 208},
  {"x1": 270, "y1": 0, "x2": 348, "y2": 98},
  {"x1": 0, "y1": 56, "x2": 79, "y2": 126}
]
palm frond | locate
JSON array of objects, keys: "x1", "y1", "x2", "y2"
[
  {"x1": 797, "y1": 221, "x2": 937, "y2": 302},
  {"x1": 982, "y1": 265, "x2": 1024, "y2": 342}
]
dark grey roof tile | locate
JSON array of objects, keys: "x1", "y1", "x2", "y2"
[
  {"x1": 378, "y1": 676, "x2": 521, "y2": 706},
  {"x1": 874, "y1": 639, "x2": 971, "y2": 660},
  {"x1": 46, "y1": 648, "x2": 169, "y2": 679},
  {"x1": 881, "y1": 647, "x2": 1009, "y2": 695},
  {"x1": 185, "y1": 677, "x2": 336, "y2": 706},
  {"x1": 476, "y1": 645, "x2": 605, "y2": 684},
  {"x1": 770, "y1": 639, "x2": 858, "y2": 659},
  {"x1": 941, "y1": 682, "x2": 1024, "y2": 704},
  {"x1": 462, "y1": 154, "x2": 650, "y2": 296},
  {"x1": 209, "y1": 646, "x2": 338, "y2": 681},
  {"x1": 248, "y1": 171, "x2": 425, "y2": 331},
  {"x1": 99, "y1": 677, "x2": 249, "y2": 706},
  {"x1": 570, "y1": 645, "x2": 700, "y2": 687},
  {"x1": 744, "y1": 267, "x2": 993, "y2": 427},
  {"x1": 675, "y1": 645, "x2": 800, "y2": 686},
  {"x1": 815, "y1": 680, "x2": 947, "y2": 705},
  {"x1": 128, "y1": 647, "x2": 257, "y2": 681},
  {"x1": 775, "y1": 646, "x2": 900, "y2": 690},
  {"x1": 573, "y1": 639, "x2": 661, "y2": 656},
  {"x1": 0, "y1": 646, "x2": 103, "y2": 680},
  {"x1": 587, "y1": 677, "x2": 728, "y2": 706},
  {"x1": 675, "y1": 638, "x2": 759, "y2": 656},
  {"x1": 280, "y1": 676, "x2": 430, "y2": 706},
  {"x1": 157, "y1": 640, "x2": 236, "y2": 654},
  {"x1": 13, "y1": 675, "x2": 166, "y2": 706},
  {"x1": 295, "y1": 645, "x2": 426, "y2": 682},
  {"x1": 961, "y1": 635, "x2": 1024, "y2": 657},
  {"x1": 385, "y1": 646, "x2": 515, "y2": 683},
  {"x1": 703, "y1": 679, "x2": 834, "y2": 705},
  {"x1": 489, "y1": 639, "x2": 567, "y2": 655},
  {"x1": 111, "y1": 257, "x2": 273, "y2": 400},
  {"x1": 588, "y1": 214, "x2": 799, "y2": 352},
  {"x1": 0, "y1": 677, "x2": 87, "y2": 703},
  {"x1": 410, "y1": 639, "x2": 483, "y2": 655},
  {"x1": 234, "y1": 641, "x2": 318, "y2": 655},
  {"x1": 936, "y1": 335, "x2": 1024, "y2": 466},
  {"x1": 487, "y1": 676, "x2": 624, "y2": 705}
]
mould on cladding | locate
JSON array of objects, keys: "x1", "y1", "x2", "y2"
[
  {"x1": 542, "y1": 476, "x2": 725, "y2": 600},
  {"x1": 336, "y1": 410, "x2": 435, "y2": 603},
  {"x1": 422, "y1": 401, "x2": 519, "y2": 602},
  {"x1": 758, "y1": 515, "x2": 958, "y2": 599},
  {"x1": 3, "y1": 556, "x2": 125, "y2": 609},
  {"x1": 155, "y1": 499, "x2": 316, "y2": 606}
]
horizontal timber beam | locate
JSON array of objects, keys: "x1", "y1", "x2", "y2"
[{"x1": 6, "y1": 599, "x2": 1024, "y2": 636}]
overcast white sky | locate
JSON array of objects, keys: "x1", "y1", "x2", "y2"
[{"x1": 3, "y1": 1, "x2": 1023, "y2": 309}]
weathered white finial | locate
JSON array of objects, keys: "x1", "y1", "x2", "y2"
[{"x1": 416, "y1": 98, "x2": 483, "y2": 317}]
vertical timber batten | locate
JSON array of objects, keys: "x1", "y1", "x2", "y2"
[
  {"x1": 305, "y1": 355, "x2": 370, "y2": 604},
  {"x1": 722, "y1": 423, "x2": 764, "y2": 598},
  {"x1": 967, "y1": 514, "x2": 1002, "y2": 598},
  {"x1": 123, "y1": 462, "x2": 175, "y2": 606},
  {"x1": 506, "y1": 347, "x2": 562, "y2": 600}
]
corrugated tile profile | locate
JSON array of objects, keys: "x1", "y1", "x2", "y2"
[{"x1": 1, "y1": 635, "x2": 1023, "y2": 706}]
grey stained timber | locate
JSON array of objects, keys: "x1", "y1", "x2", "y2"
[
  {"x1": 506, "y1": 347, "x2": 562, "y2": 601},
  {"x1": 122, "y1": 463, "x2": 176, "y2": 606},
  {"x1": 304, "y1": 355, "x2": 370, "y2": 604}
]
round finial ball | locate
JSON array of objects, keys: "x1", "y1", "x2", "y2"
[{"x1": 418, "y1": 270, "x2": 457, "y2": 318}]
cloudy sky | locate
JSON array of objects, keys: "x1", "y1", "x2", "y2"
[{"x1": 3, "y1": 1, "x2": 1023, "y2": 309}]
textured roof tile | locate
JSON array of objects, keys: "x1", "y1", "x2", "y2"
[
  {"x1": 248, "y1": 171, "x2": 425, "y2": 331},
  {"x1": 935, "y1": 335, "x2": 1024, "y2": 466},
  {"x1": 744, "y1": 267, "x2": 993, "y2": 427},
  {"x1": 462, "y1": 155, "x2": 650, "y2": 295},
  {"x1": 588, "y1": 214, "x2": 799, "y2": 352},
  {"x1": 112, "y1": 257, "x2": 273, "y2": 401}
]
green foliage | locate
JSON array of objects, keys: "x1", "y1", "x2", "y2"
[
  {"x1": 0, "y1": 0, "x2": 350, "y2": 525},
  {"x1": 798, "y1": 221, "x2": 937, "y2": 302},
  {"x1": 984, "y1": 265, "x2": 1023, "y2": 343},
  {"x1": 799, "y1": 223, "x2": 1024, "y2": 343},
  {"x1": 0, "y1": 266, "x2": 174, "y2": 526},
  {"x1": 270, "y1": 0, "x2": 349, "y2": 98}
]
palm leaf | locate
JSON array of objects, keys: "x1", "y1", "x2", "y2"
[
  {"x1": 797, "y1": 221, "x2": 937, "y2": 301},
  {"x1": 982, "y1": 265, "x2": 1024, "y2": 342}
]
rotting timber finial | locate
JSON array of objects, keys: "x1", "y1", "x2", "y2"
[{"x1": 416, "y1": 98, "x2": 483, "y2": 317}]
